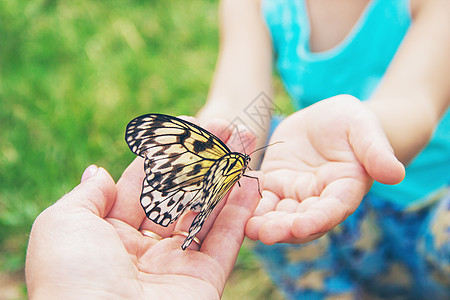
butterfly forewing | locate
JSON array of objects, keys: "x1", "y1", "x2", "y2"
[{"x1": 126, "y1": 114, "x2": 229, "y2": 159}]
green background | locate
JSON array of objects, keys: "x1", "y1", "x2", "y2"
[{"x1": 0, "y1": 0, "x2": 290, "y2": 298}]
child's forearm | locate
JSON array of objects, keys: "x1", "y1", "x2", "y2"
[
  {"x1": 364, "y1": 99, "x2": 438, "y2": 165},
  {"x1": 197, "y1": 0, "x2": 273, "y2": 166},
  {"x1": 366, "y1": 0, "x2": 450, "y2": 165}
]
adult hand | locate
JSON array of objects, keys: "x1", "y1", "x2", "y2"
[
  {"x1": 245, "y1": 95, "x2": 405, "y2": 244},
  {"x1": 26, "y1": 121, "x2": 261, "y2": 300}
]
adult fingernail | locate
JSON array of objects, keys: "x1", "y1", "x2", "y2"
[{"x1": 81, "y1": 164, "x2": 99, "y2": 182}]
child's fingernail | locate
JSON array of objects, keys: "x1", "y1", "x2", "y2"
[{"x1": 81, "y1": 165, "x2": 99, "y2": 182}]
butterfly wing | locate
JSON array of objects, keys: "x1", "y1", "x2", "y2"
[
  {"x1": 181, "y1": 152, "x2": 249, "y2": 249},
  {"x1": 125, "y1": 114, "x2": 231, "y2": 226}
]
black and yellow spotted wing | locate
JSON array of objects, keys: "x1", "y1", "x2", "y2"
[{"x1": 125, "y1": 113, "x2": 250, "y2": 249}]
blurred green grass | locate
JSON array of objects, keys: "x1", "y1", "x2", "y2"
[
  {"x1": 0, "y1": 0, "x2": 217, "y2": 269},
  {"x1": 0, "y1": 0, "x2": 288, "y2": 298}
]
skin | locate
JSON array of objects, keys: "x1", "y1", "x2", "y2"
[
  {"x1": 246, "y1": 96, "x2": 405, "y2": 244},
  {"x1": 26, "y1": 123, "x2": 261, "y2": 300},
  {"x1": 199, "y1": 0, "x2": 450, "y2": 244},
  {"x1": 26, "y1": 0, "x2": 450, "y2": 296}
]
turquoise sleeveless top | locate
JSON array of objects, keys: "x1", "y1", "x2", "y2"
[{"x1": 262, "y1": 0, "x2": 450, "y2": 207}]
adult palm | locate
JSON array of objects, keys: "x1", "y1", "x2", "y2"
[{"x1": 26, "y1": 125, "x2": 260, "y2": 300}]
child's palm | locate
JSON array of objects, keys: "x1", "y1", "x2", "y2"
[{"x1": 245, "y1": 95, "x2": 405, "y2": 244}]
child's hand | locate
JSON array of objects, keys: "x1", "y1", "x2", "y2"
[{"x1": 246, "y1": 95, "x2": 405, "y2": 244}]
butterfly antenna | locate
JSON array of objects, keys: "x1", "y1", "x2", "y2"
[
  {"x1": 230, "y1": 123, "x2": 283, "y2": 156},
  {"x1": 231, "y1": 123, "x2": 248, "y2": 155},
  {"x1": 249, "y1": 141, "x2": 284, "y2": 156}
]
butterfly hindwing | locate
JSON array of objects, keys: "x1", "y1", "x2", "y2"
[
  {"x1": 182, "y1": 152, "x2": 249, "y2": 249},
  {"x1": 140, "y1": 162, "x2": 203, "y2": 226}
]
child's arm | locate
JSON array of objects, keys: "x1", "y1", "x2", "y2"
[
  {"x1": 246, "y1": 0, "x2": 450, "y2": 244},
  {"x1": 197, "y1": 0, "x2": 273, "y2": 162},
  {"x1": 368, "y1": 0, "x2": 450, "y2": 164}
]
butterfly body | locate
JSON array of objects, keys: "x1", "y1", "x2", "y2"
[{"x1": 125, "y1": 113, "x2": 251, "y2": 249}]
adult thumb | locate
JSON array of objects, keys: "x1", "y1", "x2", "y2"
[{"x1": 57, "y1": 165, "x2": 117, "y2": 218}]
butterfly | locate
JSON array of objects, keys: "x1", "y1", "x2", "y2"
[{"x1": 125, "y1": 113, "x2": 255, "y2": 250}]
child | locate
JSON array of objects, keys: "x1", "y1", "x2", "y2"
[{"x1": 199, "y1": 0, "x2": 450, "y2": 298}]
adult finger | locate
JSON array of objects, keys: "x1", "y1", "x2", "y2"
[
  {"x1": 201, "y1": 173, "x2": 261, "y2": 274},
  {"x1": 108, "y1": 157, "x2": 147, "y2": 229}
]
